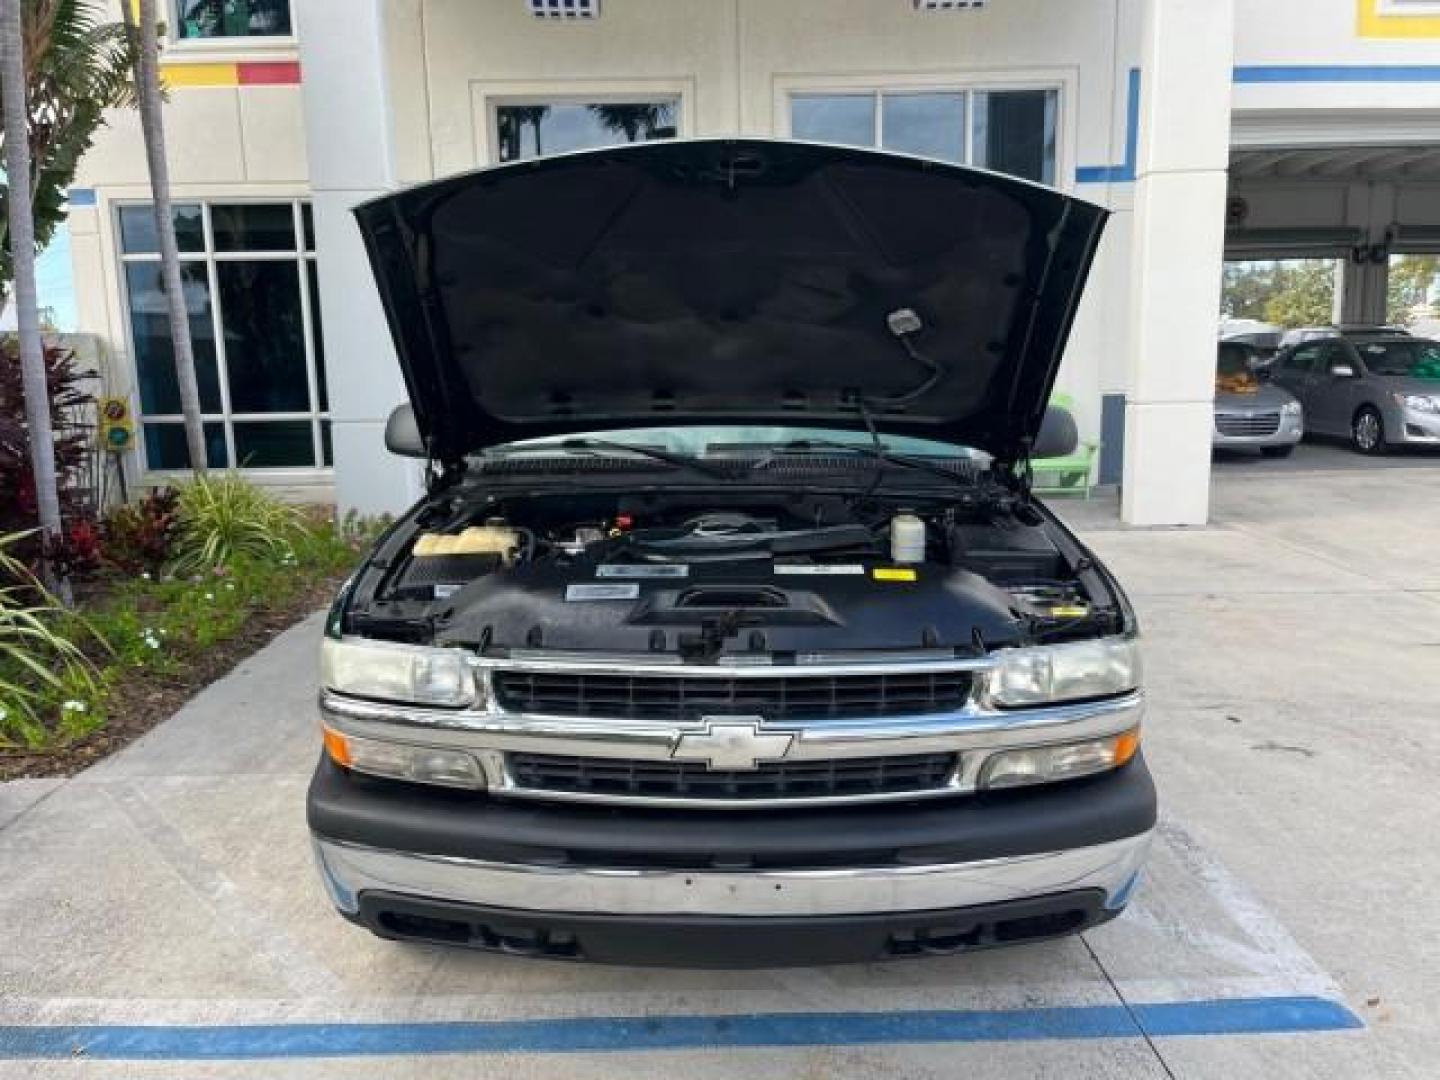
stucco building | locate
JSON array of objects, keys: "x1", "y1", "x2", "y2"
[{"x1": 68, "y1": 0, "x2": 1440, "y2": 523}]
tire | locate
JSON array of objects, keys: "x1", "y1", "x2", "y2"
[
  {"x1": 1351, "y1": 407, "x2": 1387, "y2": 455},
  {"x1": 1261, "y1": 445, "x2": 1295, "y2": 459}
]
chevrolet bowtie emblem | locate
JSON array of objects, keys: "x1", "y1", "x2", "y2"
[{"x1": 671, "y1": 719, "x2": 793, "y2": 771}]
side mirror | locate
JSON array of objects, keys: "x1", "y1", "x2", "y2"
[
  {"x1": 384, "y1": 402, "x2": 426, "y2": 458},
  {"x1": 1330, "y1": 363, "x2": 1356, "y2": 378},
  {"x1": 1033, "y1": 405, "x2": 1079, "y2": 459}
]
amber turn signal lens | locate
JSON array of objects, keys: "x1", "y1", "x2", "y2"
[
  {"x1": 322, "y1": 725, "x2": 352, "y2": 768},
  {"x1": 1114, "y1": 728, "x2": 1141, "y2": 767}
]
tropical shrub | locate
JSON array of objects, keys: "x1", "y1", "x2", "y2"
[
  {"x1": 169, "y1": 473, "x2": 302, "y2": 574},
  {"x1": 0, "y1": 531, "x2": 104, "y2": 747},
  {"x1": 101, "y1": 487, "x2": 179, "y2": 574}
]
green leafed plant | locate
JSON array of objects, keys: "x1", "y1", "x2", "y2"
[
  {"x1": 0, "y1": 530, "x2": 103, "y2": 747},
  {"x1": 169, "y1": 473, "x2": 303, "y2": 574}
]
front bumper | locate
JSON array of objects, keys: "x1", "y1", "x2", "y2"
[
  {"x1": 1212, "y1": 411, "x2": 1303, "y2": 449},
  {"x1": 308, "y1": 753, "x2": 1156, "y2": 965},
  {"x1": 1395, "y1": 404, "x2": 1440, "y2": 444}
]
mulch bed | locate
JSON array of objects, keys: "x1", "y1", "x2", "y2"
[{"x1": 0, "y1": 573, "x2": 344, "y2": 782}]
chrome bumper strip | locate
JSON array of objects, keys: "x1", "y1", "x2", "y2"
[
  {"x1": 312, "y1": 832, "x2": 1152, "y2": 919},
  {"x1": 320, "y1": 690, "x2": 1143, "y2": 807}
]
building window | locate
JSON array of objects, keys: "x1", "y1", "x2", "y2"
[
  {"x1": 495, "y1": 99, "x2": 678, "y2": 163},
  {"x1": 118, "y1": 200, "x2": 329, "y2": 471},
  {"x1": 175, "y1": 0, "x2": 292, "y2": 40},
  {"x1": 790, "y1": 87, "x2": 1058, "y2": 186}
]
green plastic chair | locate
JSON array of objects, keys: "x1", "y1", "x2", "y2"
[{"x1": 1031, "y1": 392, "x2": 1099, "y2": 498}]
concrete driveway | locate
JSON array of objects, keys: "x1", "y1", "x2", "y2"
[{"x1": 3, "y1": 462, "x2": 1439, "y2": 1077}]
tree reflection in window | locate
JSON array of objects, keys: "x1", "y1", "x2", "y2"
[
  {"x1": 176, "y1": 0, "x2": 291, "y2": 40},
  {"x1": 495, "y1": 100, "x2": 677, "y2": 162}
]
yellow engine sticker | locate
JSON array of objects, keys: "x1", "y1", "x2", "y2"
[{"x1": 872, "y1": 567, "x2": 918, "y2": 582}]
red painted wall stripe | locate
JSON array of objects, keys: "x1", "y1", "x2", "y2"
[{"x1": 237, "y1": 61, "x2": 301, "y2": 85}]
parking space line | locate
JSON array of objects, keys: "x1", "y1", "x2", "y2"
[{"x1": 0, "y1": 996, "x2": 1361, "y2": 1061}]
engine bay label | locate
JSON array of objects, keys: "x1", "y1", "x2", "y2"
[
  {"x1": 565, "y1": 583, "x2": 641, "y2": 601},
  {"x1": 773, "y1": 564, "x2": 865, "y2": 576},
  {"x1": 596, "y1": 564, "x2": 689, "y2": 579}
]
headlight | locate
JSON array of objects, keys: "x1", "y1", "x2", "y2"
[
  {"x1": 320, "y1": 637, "x2": 476, "y2": 707},
  {"x1": 986, "y1": 637, "x2": 1141, "y2": 707},
  {"x1": 1395, "y1": 393, "x2": 1440, "y2": 414},
  {"x1": 981, "y1": 729, "x2": 1140, "y2": 790},
  {"x1": 322, "y1": 725, "x2": 485, "y2": 788},
  {"x1": 1281, "y1": 399, "x2": 1302, "y2": 417}
]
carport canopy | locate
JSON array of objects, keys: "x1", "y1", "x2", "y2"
[{"x1": 1226, "y1": 143, "x2": 1440, "y2": 323}]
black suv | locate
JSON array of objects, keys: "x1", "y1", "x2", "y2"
[{"x1": 306, "y1": 139, "x2": 1155, "y2": 966}]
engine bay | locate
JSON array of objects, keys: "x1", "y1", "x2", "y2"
[{"x1": 344, "y1": 485, "x2": 1124, "y2": 659}]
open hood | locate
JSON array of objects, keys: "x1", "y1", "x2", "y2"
[{"x1": 355, "y1": 139, "x2": 1107, "y2": 465}]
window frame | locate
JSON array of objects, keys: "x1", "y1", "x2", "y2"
[
  {"x1": 166, "y1": 0, "x2": 298, "y2": 52},
  {"x1": 774, "y1": 69, "x2": 1075, "y2": 190},
  {"x1": 115, "y1": 197, "x2": 329, "y2": 477},
  {"x1": 476, "y1": 80, "x2": 694, "y2": 165}
]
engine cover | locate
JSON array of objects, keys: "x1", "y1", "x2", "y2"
[{"x1": 433, "y1": 556, "x2": 1023, "y2": 655}]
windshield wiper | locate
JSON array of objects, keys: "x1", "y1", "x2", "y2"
[
  {"x1": 556, "y1": 438, "x2": 738, "y2": 480},
  {"x1": 751, "y1": 439, "x2": 977, "y2": 489}
]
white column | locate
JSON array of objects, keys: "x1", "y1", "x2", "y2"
[
  {"x1": 296, "y1": 0, "x2": 423, "y2": 515},
  {"x1": 1120, "y1": 0, "x2": 1235, "y2": 526}
]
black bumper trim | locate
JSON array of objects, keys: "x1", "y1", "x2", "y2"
[
  {"x1": 307, "y1": 752, "x2": 1155, "y2": 871},
  {"x1": 353, "y1": 888, "x2": 1116, "y2": 967}
]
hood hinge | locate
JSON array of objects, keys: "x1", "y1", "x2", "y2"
[
  {"x1": 423, "y1": 439, "x2": 466, "y2": 494},
  {"x1": 991, "y1": 438, "x2": 1036, "y2": 504}
]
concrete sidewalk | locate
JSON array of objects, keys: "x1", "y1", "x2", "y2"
[{"x1": 2, "y1": 464, "x2": 1438, "y2": 1077}]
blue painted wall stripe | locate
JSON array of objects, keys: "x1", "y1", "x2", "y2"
[
  {"x1": 1234, "y1": 64, "x2": 1440, "y2": 83},
  {"x1": 1076, "y1": 67, "x2": 1141, "y2": 185},
  {"x1": 0, "y1": 997, "x2": 1362, "y2": 1061},
  {"x1": 1076, "y1": 62, "x2": 1440, "y2": 185}
]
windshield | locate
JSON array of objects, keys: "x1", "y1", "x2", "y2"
[
  {"x1": 1215, "y1": 344, "x2": 1260, "y2": 392},
  {"x1": 484, "y1": 426, "x2": 984, "y2": 460},
  {"x1": 1355, "y1": 340, "x2": 1440, "y2": 379}
]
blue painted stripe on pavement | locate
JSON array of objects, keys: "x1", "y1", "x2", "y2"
[
  {"x1": 0, "y1": 997, "x2": 1362, "y2": 1061},
  {"x1": 1234, "y1": 64, "x2": 1440, "y2": 83}
]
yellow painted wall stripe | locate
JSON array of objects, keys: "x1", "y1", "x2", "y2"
[
  {"x1": 1358, "y1": 0, "x2": 1440, "y2": 38},
  {"x1": 160, "y1": 62, "x2": 240, "y2": 87}
]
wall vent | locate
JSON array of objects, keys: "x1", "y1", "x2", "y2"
[
  {"x1": 529, "y1": 0, "x2": 600, "y2": 18},
  {"x1": 914, "y1": 0, "x2": 987, "y2": 10}
]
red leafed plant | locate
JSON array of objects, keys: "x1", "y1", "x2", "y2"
[
  {"x1": 100, "y1": 487, "x2": 179, "y2": 574},
  {"x1": 0, "y1": 339, "x2": 99, "y2": 568}
]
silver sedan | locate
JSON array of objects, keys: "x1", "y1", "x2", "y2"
[
  {"x1": 1213, "y1": 343, "x2": 1304, "y2": 457},
  {"x1": 1271, "y1": 336, "x2": 1440, "y2": 454}
]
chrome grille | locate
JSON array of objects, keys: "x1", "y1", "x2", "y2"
[
  {"x1": 491, "y1": 670, "x2": 974, "y2": 721},
  {"x1": 507, "y1": 751, "x2": 959, "y2": 802},
  {"x1": 1215, "y1": 411, "x2": 1281, "y2": 437}
]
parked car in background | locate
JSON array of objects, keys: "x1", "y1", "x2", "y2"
[
  {"x1": 1277, "y1": 324, "x2": 1409, "y2": 349},
  {"x1": 1212, "y1": 342, "x2": 1303, "y2": 457},
  {"x1": 1271, "y1": 335, "x2": 1440, "y2": 454}
]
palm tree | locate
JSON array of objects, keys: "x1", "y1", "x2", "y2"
[
  {"x1": 0, "y1": 1, "x2": 136, "y2": 596},
  {"x1": 122, "y1": 0, "x2": 206, "y2": 473},
  {"x1": 0, "y1": 0, "x2": 65, "y2": 596},
  {"x1": 0, "y1": 0, "x2": 136, "y2": 302},
  {"x1": 588, "y1": 103, "x2": 675, "y2": 144}
]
